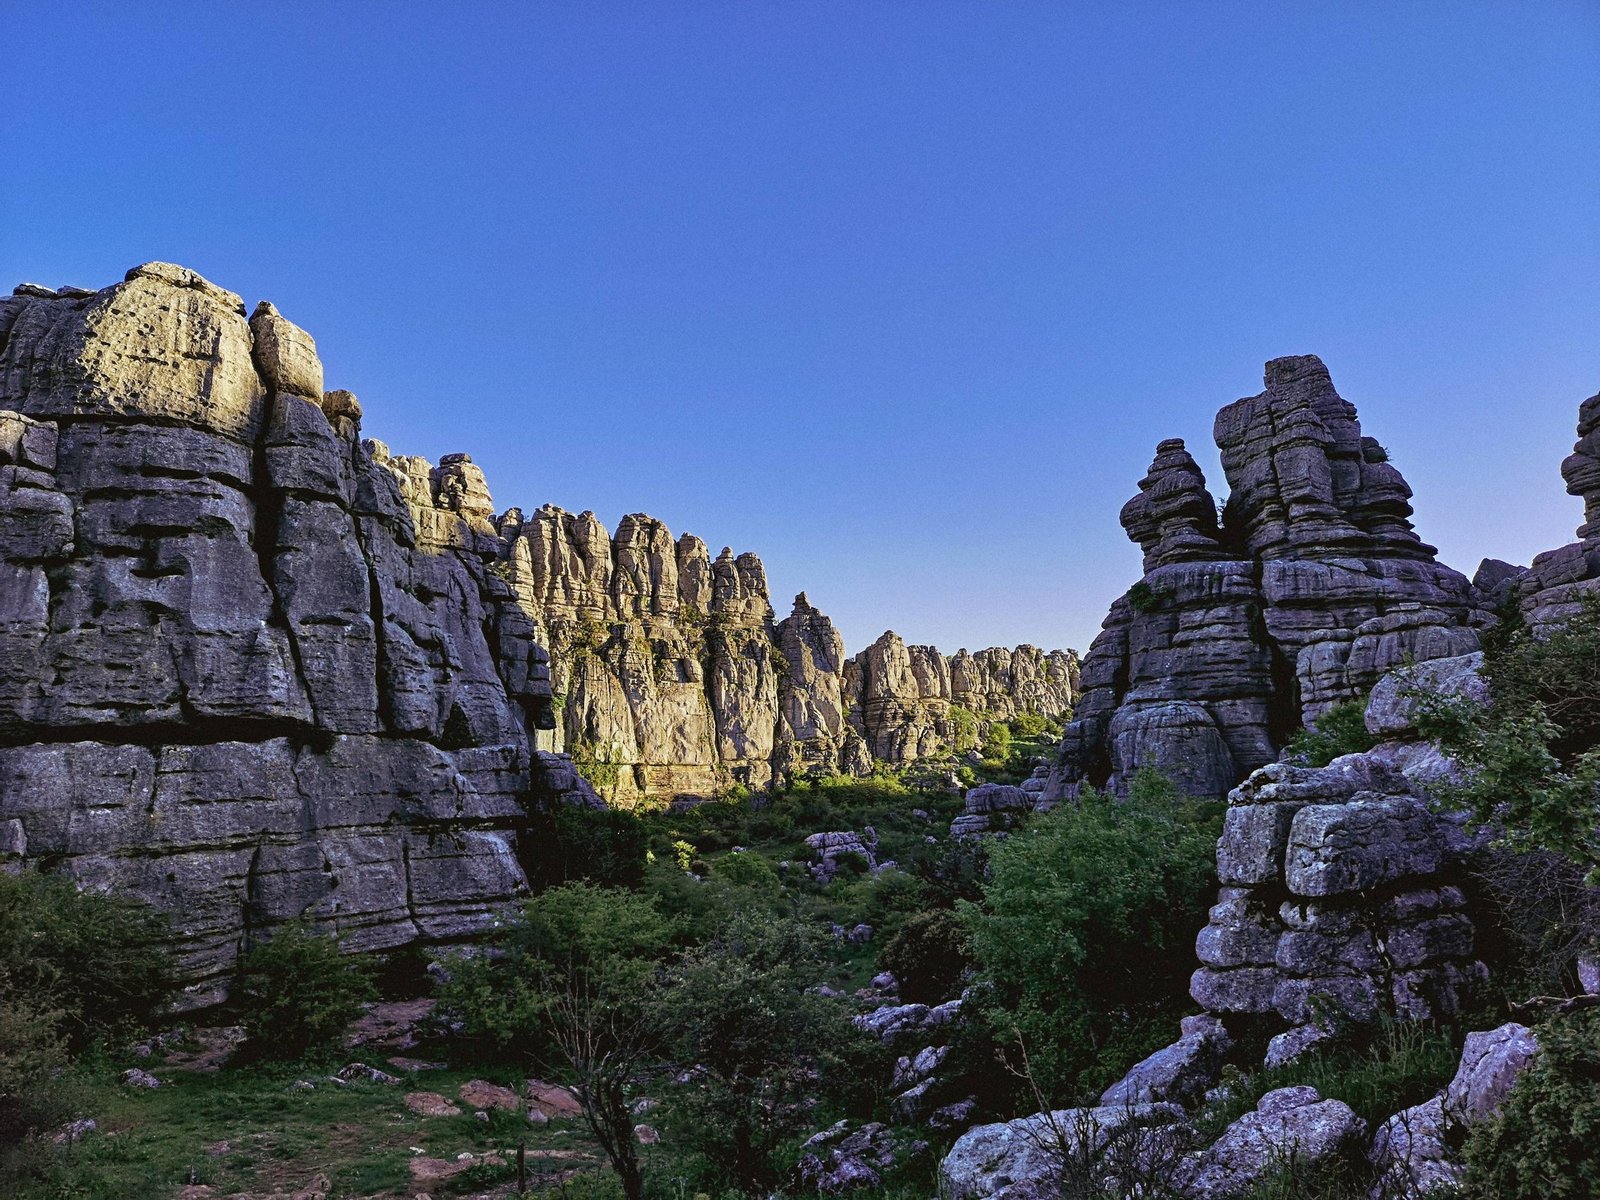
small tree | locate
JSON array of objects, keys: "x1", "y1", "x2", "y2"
[
  {"x1": 877, "y1": 908, "x2": 971, "y2": 1004},
  {"x1": 236, "y1": 922, "x2": 375, "y2": 1062},
  {"x1": 960, "y1": 769, "x2": 1220, "y2": 1100},
  {"x1": 438, "y1": 883, "x2": 673, "y2": 1200},
  {"x1": 662, "y1": 912, "x2": 862, "y2": 1196}
]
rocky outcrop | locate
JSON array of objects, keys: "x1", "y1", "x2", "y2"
[
  {"x1": 504, "y1": 509, "x2": 1074, "y2": 800},
  {"x1": 1517, "y1": 388, "x2": 1600, "y2": 630},
  {"x1": 0, "y1": 263, "x2": 1076, "y2": 997},
  {"x1": 1045, "y1": 356, "x2": 1486, "y2": 802},
  {"x1": 0, "y1": 265, "x2": 585, "y2": 1004},
  {"x1": 1190, "y1": 743, "x2": 1486, "y2": 1042}
]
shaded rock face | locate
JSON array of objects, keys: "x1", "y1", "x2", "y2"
[
  {"x1": 1045, "y1": 356, "x2": 1486, "y2": 802},
  {"x1": 0, "y1": 265, "x2": 588, "y2": 1005},
  {"x1": 1517, "y1": 388, "x2": 1600, "y2": 630}
]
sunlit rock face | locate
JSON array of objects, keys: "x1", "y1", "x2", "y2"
[{"x1": 1044, "y1": 355, "x2": 1488, "y2": 802}]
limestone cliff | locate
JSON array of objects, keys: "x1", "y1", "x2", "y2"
[
  {"x1": 498, "y1": 505, "x2": 1077, "y2": 799},
  {"x1": 1045, "y1": 355, "x2": 1488, "y2": 801},
  {"x1": 0, "y1": 264, "x2": 583, "y2": 1004}
]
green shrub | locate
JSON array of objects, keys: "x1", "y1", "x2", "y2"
[
  {"x1": 235, "y1": 922, "x2": 375, "y2": 1062},
  {"x1": 960, "y1": 770, "x2": 1221, "y2": 1101},
  {"x1": 1200, "y1": 1018, "x2": 1458, "y2": 1137},
  {"x1": 662, "y1": 912, "x2": 868, "y2": 1196},
  {"x1": 0, "y1": 870, "x2": 171, "y2": 1050},
  {"x1": 948, "y1": 705, "x2": 980, "y2": 754},
  {"x1": 1462, "y1": 1009, "x2": 1600, "y2": 1199},
  {"x1": 1419, "y1": 597, "x2": 1600, "y2": 882},
  {"x1": 983, "y1": 721, "x2": 1013, "y2": 761},
  {"x1": 1283, "y1": 699, "x2": 1377, "y2": 768},
  {"x1": 533, "y1": 805, "x2": 652, "y2": 889},
  {"x1": 1127, "y1": 581, "x2": 1166, "y2": 613},
  {"x1": 876, "y1": 909, "x2": 971, "y2": 1004},
  {"x1": 0, "y1": 972, "x2": 71, "y2": 1159}
]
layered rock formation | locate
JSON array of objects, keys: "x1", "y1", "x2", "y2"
[
  {"x1": 497, "y1": 513, "x2": 1077, "y2": 801},
  {"x1": 1517, "y1": 387, "x2": 1600, "y2": 630},
  {"x1": 0, "y1": 264, "x2": 581, "y2": 1004},
  {"x1": 1046, "y1": 356, "x2": 1487, "y2": 801}
]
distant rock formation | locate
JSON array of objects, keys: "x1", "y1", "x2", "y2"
[
  {"x1": 1045, "y1": 355, "x2": 1488, "y2": 801},
  {"x1": 489, "y1": 501, "x2": 1076, "y2": 801}
]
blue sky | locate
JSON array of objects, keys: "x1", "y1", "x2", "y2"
[{"x1": 5, "y1": 2, "x2": 1597, "y2": 655}]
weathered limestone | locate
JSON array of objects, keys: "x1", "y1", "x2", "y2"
[
  {"x1": 1518, "y1": 388, "x2": 1600, "y2": 630},
  {"x1": 1045, "y1": 356, "x2": 1485, "y2": 802},
  {"x1": 0, "y1": 266, "x2": 580, "y2": 1004},
  {"x1": 1189, "y1": 670, "x2": 1487, "y2": 1038},
  {"x1": 504, "y1": 509, "x2": 1071, "y2": 802}
]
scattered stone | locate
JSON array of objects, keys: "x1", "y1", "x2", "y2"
[
  {"x1": 526, "y1": 1079, "x2": 583, "y2": 1118},
  {"x1": 405, "y1": 1091, "x2": 463, "y2": 1118},
  {"x1": 634, "y1": 1123, "x2": 659, "y2": 1144},
  {"x1": 1100, "y1": 1013, "x2": 1231, "y2": 1106},
  {"x1": 1186, "y1": 1087, "x2": 1365, "y2": 1198},
  {"x1": 121, "y1": 1068, "x2": 161, "y2": 1089},
  {"x1": 52, "y1": 1118, "x2": 96, "y2": 1144},
  {"x1": 336, "y1": 1061, "x2": 400, "y2": 1086}
]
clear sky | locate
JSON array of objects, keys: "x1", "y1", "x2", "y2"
[{"x1": 5, "y1": 3, "x2": 1597, "y2": 655}]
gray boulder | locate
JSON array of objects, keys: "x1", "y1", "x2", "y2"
[{"x1": 1186, "y1": 1086, "x2": 1365, "y2": 1199}]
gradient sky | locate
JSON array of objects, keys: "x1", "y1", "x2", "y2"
[{"x1": 5, "y1": 3, "x2": 1597, "y2": 655}]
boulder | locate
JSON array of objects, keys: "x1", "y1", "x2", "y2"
[{"x1": 1185, "y1": 1087, "x2": 1365, "y2": 1199}]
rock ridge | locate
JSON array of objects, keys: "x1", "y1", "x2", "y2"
[{"x1": 1044, "y1": 355, "x2": 1489, "y2": 801}]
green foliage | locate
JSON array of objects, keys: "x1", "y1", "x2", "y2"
[
  {"x1": 1462, "y1": 1009, "x2": 1600, "y2": 1199},
  {"x1": 876, "y1": 908, "x2": 971, "y2": 1004},
  {"x1": 437, "y1": 883, "x2": 674, "y2": 1200},
  {"x1": 571, "y1": 740, "x2": 625, "y2": 794},
  {"x1": 1127, "y1": 581, "x2": 1167, "y2": 613},
  {"x1": 1283, "y1": 699, "x2": 1378, "y2": 768},
  {"x1": 983, "y1": 720, "x2": 1013, "y2": 761},
  {"x1": 1200, "y1": 1018, "x2": 1459, "y2": 1137},
  {"x1": 960, "y1": 770, "x2": 1221, "y2": 1101},
  {"x1": 1011, "y1": 710, "x2": 1050, "y2": 739},
  {"x1": 0, "y1": 870, "x2": 171, "y2": 1051},
  {"x1": 535, "y1": 805, "x2": 652, "y2": 889},
  {"x1": 662, "y1": 912, "x2": 867, "y2": 1195},
  {"x1": 948, "y1": 705, "x2": 980, "y2": 754},
  {"x1": 0, "y1": 973, "x2": 72, "y2": 1158},
  {"x1": 235, "y1": 922, "x2": 375, "y2": 1063},
  {"x1": 1420, "y1": 595, "x2": 1600, "y2": 881}
]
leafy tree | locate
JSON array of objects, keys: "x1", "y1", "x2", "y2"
[
  {"x1": 0, "y1": 870, "x2": 170, "y2": 1050},
  {"x1": 1283, "y1": 698, "x2": 1377, "y2": 767},
  {"x1": 661, "y1": 912, "x2": 863, "y2": 1196},
  {"x1": 960, "y1": 769, "x2": 1220, "y2": 1100},
  {"x1": 1462, "y1": 1008, "x2": 1600, "y2": 1199},
  {"x1": 983, "y1": 721, "x2": 1013, "y2": 761},
  {"x1": 438, "y1": 883, "x2": 673, "y2": 1200},
  {"x1": 236, "y1": 921, "x2": 375, "y2": 1062},
  {"x1": 948, "y1": 705, "x2": 981, "y2": 754},
  {"x1": 877, "y1": 908, "x2": 971, "y2": 1004}
]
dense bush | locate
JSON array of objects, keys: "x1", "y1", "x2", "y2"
[
  {"x1": 1420, "y1": 597, "x2": 1600, "y2": 883},
  {"x1": 1462, "y1": 1009, "x2": 1600, "y2": 1199},
  {"x1": 235, "y1": 922, "x2": 375, "y2": 1062},
  {"x1": 960, "y1": 769, "x2": 1221, "y2": 1101},
  {"x1": 1283, "y1": 698, "x2": 1377, "y2": 768},
  {"x1": 876, "y1": 908, "x2": 971, "y2": 1003},
  {"x1": 438, "y1": 883, "x2": 674, "y2": 1200},
  {"x1": 532, "y1": 805, "x2": 652, "y2": 889},
  {"x1": 0, "y1": 873, "x2": 170, "y2": 1175},
  {"x1": 662, "y1": 912, "x2": 868, "y2": 1196},
  {"x1": 0, "y1": 870, "x2": 170, "y2": 1050}
]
